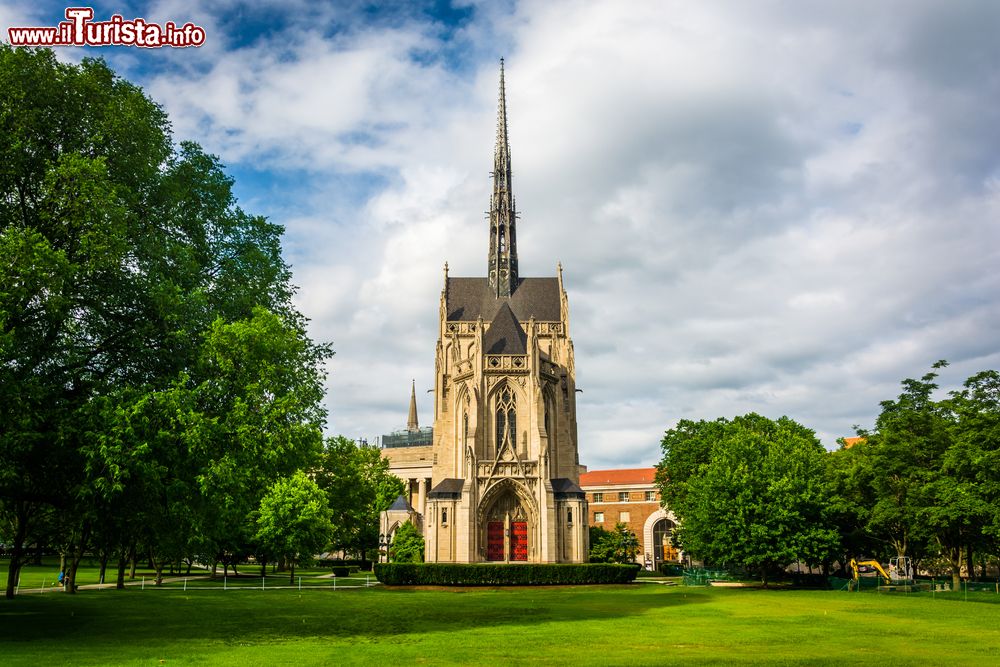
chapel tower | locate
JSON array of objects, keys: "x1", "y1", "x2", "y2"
[{"x1": 424, "y1": 61, "x2": 588, "y2": 563}]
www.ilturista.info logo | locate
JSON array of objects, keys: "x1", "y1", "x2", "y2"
[{"x1": 8, "y1": 7, "x2": 206, "y2": 48}]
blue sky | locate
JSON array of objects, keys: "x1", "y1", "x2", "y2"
[{"x1": 4, "y1": 1, "x2": 999, "y2": 469}]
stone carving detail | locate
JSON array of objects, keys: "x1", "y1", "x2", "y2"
[
  {"x1": 478, "y1": 461, "x2": 537, "y2": 479},
  {"x1": 484, "y1": 355, "x2": 528, "y2": 373}
]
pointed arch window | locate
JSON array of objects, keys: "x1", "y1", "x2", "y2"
[{"x1": 495, "y1": 386, "x2": 516, "y2": 455}]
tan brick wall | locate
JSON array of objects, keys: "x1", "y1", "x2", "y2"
[{"x1": 587, "y1": 488, "x2": 662, "y2": 560}]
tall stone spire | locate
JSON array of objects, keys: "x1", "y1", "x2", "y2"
[
  {"x1": 487, "y1": 58, "x2": 518, "y2": 298},
  {"x1": 407, "y1": 379, "x2": 419, "y2": 432}
]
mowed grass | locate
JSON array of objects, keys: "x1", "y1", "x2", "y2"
[{"x1": 1, "y1": 582, "x2": 1000, "y2": 665}]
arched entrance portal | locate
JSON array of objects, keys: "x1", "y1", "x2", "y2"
[
  {"x1": 652, "y1": 518, "x2": 678, "y2": 567},
  {"x1": 482, "y1": 486, "x2": 530, "y2": 562}
]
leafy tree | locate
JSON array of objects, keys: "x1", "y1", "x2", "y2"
[
  {"x1": 589, "y1": 523, "x2": 639, "y2": 564},
  {"x1": 859, "y1": 363, "x2": 953, "y2": 569},
  {"x1": 389, "y1": 521, "x2": 424, "y2": 563},
  {"x1": 822, "y1": 442, "x2": 883, "y2": 575},
  {"x1": 1, "y1": 46, "x2": 170, "y2": 597},
  {"x1": 315, "y1": 437, "x2": 405, "y2": 568},
  {"x1": 659, "y1": 414, "x2": 837, "y2": 586},
  {"x1": 0, "y1": 47, "x2": 331, "y2": 597},
  {"x1": 254, "y1": 472, "x2": 332, "y2": 583},
  {"x1": 655, "y1": 418, "x2": 726, "y2": 517},
  {"x1": 949, "y1": 371, "x2": 1000, "y2": 552}
]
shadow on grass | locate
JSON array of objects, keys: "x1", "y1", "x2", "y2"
[{"x1": 0, "y1": 584, "x2": 709, "y2": 649}]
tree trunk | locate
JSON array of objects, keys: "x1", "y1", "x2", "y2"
[
  {"x1": 98, "y1": 553, "x2": 108, "y2": 585},
  {"x1": 260, "y1": 559, "x2": 267, "y2": 578},
  {"x1": 966, "y1": 545, "x2": 975, "y2": 582},
  {"x1": 154, "y1": 557, "x2": 164, "y2": 586},
  {"x1": 186, "y1": 559, "x2": 193, "y2": 576},
  {"x1": 4, "y1": 512, "x2": 28, "y2": 599},
  {"x1": 289, "y1": 561, "x2": 295, "y2": 585},
  {"x1": 950, "y1": 547, "x2": 962, "y2": 590},
  {"x1": 211, "y1": 561, "x2": 218, "y2": 578},
  {"x1": 129, "y1": 546, "x2": 137, "y2": 580},
  {"x1": 116, "y1": 552, "x2": 127, "y2": 590},
  {"x1": 64, "y1": 523, "x2": 90, "y2": 595}
]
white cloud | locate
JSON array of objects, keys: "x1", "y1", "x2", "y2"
[{"x1": 12, "y1": 0, "x2": 996, "y2": 467}]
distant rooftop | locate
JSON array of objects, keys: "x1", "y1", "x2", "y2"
[
  {"x1": 579, "y1": 468, "x2": 656, "y2": 487},
  {"x1": 382, "y1": 427, "x2": 433, "y2": 449}
]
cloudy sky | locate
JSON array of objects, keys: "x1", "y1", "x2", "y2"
[{"x1": 5, "y1": 1, "x2": 999, "y2": 469}]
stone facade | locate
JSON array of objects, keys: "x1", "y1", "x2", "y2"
[
  {"x1": 423, "y1": 61, "x2": 588, "y2": 564},
  {"x1": 381, "y1": 61, "x2": 588, "y2": 564}
]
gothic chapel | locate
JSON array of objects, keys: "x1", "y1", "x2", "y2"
[{"x1": 423, "y1": 61, "x2": 589, "y2": 563}]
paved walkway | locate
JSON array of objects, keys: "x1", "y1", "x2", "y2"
[{"x1": 16, "y1": 575, "x2": 378, "y2": 594}]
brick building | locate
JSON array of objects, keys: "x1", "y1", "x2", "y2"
[{"x1": 579, "y1": 468, "x2": 680, "y2": 570}]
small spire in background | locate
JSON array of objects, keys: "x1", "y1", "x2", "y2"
[{"x1": 407, "y1": 379, "x2": 419, "y2": 432}]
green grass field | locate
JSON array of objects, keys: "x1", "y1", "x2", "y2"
[{"x1": 2, "y1": 569, "x2": 1000, "y2": 665}]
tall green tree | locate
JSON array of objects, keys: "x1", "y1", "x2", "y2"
[
  {"x1": 254, "y1": 472, "x2": 332, "y2": 583},
  {"x1": 315, "y1": 437, "x2": 405, "y2": 567},
  {"x1": 0, "y1": 47, "x2": 330, "y2": 597},
  {"x1": 1, "y1": 47, "x2": 170, "y2": 597},
  {"x1": 949, "y1": 371, "x2": 1000, "y2": 553},
  {"x1": 658, "y1": 414, "x2": 837, "y2": 586},
  {"x1": 823, "y1": 441, "x2": 883, "y2": 574}
]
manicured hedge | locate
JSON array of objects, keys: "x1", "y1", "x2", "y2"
[
  {"x1": 374, "y1": 562, "x2": 641, "y2": 586},
  {"x1": 658, "y1": 562, "x2": 685, "y2": 576}
]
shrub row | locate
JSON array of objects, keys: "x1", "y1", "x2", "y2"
[
  {"x1": 658, "y1": 562, "x2": 685, "y2": 576},
  {"x1": 374, "y1": 562, "x2": 641, "y2": 586}
]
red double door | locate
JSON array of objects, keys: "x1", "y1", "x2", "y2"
[{"x1": 487, "y1": 521, "x2": 528, "y2": 561}]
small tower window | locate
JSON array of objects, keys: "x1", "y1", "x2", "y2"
[
  {"x1": 567, "y1": 509, "x2": 573, "y2": 524},
  {"x1": 441, "y1": 508, "x2": 448, "y2": 525}
]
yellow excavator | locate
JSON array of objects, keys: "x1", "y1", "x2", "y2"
[{"x1": 848, "y1": 558, "x2": 891, "y2": 589}]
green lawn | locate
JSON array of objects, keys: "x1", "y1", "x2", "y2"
[
  {"x1": 2, "y1": 560, "x2": 365, "y2": 591},
  {"x1": 1, "y1": 581, "x2": 999, "y2": 665}
]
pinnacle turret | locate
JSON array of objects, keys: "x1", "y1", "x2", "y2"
[{"x1": 487, "y1": 58, "x2": 518, "y2": 298}]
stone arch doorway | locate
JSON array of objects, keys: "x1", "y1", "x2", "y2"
[
  {"x1": 652, "y1": 518, "x2": 677, "y2": 567},
  {"x1": 480, "y1": 483, "x2": 533, "y2": 562},
  {"x1": 643, "y1": 509, "x2": 680, "y2": 570}
]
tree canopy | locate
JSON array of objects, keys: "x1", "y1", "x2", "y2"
[
  {"x1": 0, "y1": 46, "x2": 331, "y2": 597},
  {"x1": 255, "y1": 472, "x2": 332, "y2": 583},
  {"x1": 315, "y1": 436, "x2": 405, "y2": 567},
  {"x1": 589, "y1": 523, "x2": 640, "y2": 564},
  {"x1": 658, "y1": 364, "x2": 1000, "y2": 586},
  {"x1": 658, "y1": 414, "x2": 837, "y2": 585},
  {"x1": 389, "y1": 521, "x2": 425, "y2": 563}
]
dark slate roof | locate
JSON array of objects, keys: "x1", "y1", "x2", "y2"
[
  {"x1": 483, "y1": 302, "x2": 527, "y2": 355},
  {"x1": 387, "y1": 495, "x2": 413, "y2": 511},
  {"x1": 446, "y1": 277, "x2": 560, "y2": 321},
  {"x1": 427, "y1": 478, "x2": 464, "y2": 500},
  {"x1": 550, "y1": 478, "x2": 586, "y2": 499}
]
